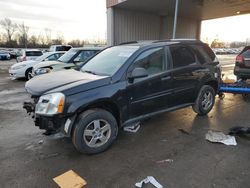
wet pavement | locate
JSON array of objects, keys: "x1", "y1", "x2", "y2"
[{"x1": 0, "y1": 56, "x2": 250, "y2": 188}]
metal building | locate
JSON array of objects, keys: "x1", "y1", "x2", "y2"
[{"x1": 106, "y1": 0, "x2": 250, "y2": 45}]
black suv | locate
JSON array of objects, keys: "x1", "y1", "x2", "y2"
[
  {"x1": 24, "y1": 40, "x2": 221, "y2": 154},
  {"x1": 234, "y1": 46, "x2": 250, "y2": 80}
]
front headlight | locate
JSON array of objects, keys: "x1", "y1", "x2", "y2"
[
  {"x1": 35, "y1": 93, "x2": 65, "y2": 116},
  {"x1": 35, "y1": 68, "x2": 51, "y2": 75},
  {"x1": 12, "y1": 64, "x2": 26, "y2": 70}
]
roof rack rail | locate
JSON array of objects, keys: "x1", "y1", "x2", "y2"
[
  {"x1": 119, "y1": 41, "x2": 138, "y2": 45},
  {"x1": 153, "y1": 39, "x2": 201, "y2": 43}
]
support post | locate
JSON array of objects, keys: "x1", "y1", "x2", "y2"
[{"x1": 172, "y1": 0, "x2": 179, "y2": 39}]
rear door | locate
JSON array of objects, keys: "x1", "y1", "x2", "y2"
[
  {"x1": 169, "y1": 45, "x2": 203, "y2": 106},
  {"x1": 127, "y1": 47, "x2": 173, "y2": 119}
]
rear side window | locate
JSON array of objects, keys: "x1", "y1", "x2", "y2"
[
  {"x1": 170, "y1": 46, "x2": 196, "y2": 68},
  {"x1": 26, "y1": 51, "x2": 43, "y2": 56},
  {"x1": 56, "y1": 46, "x2": 72, "y2": 51}
]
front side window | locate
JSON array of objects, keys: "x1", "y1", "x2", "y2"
[
  {"x1": 170, "y1": 46, "x2": 196, "y2": 68},
  {"x1": 132, "y1": 47, "x2": 166, "y2": 76},
  {"x1": 58, "y1": 49, "x2": 77, "y2": 63},
  {"x1": 81, "y1": 46, "x2": 139, "y2": 76}
]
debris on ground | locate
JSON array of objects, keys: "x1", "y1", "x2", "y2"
[
  {"x1": 123, "y1": 122, "x2": 140, "y2": 133},
  {"x1": 156, "y1": 159, "x2": 174, "y2": 164},
  {"x1": 222, "y1": 75, "x2": 237, "y2": 84},
  {"x1": 135, "y1": 176, "x2": 163, "y2": 188},
  {"x1": 178, "y1": 128, "x2": 190, "y2": 135},
  {"x1": 205, "y1": 130, "x2": 237, "y2": 146},
  {"x1": 53, "y1": 170, "x2": 87, "y2": 188},
  {"x1": 229, "y1": 126, "x2": 250, "y2": 135},
  {"x1": 48, "y1": 132, "x2": 65, "y2": 139},
  {"x1": 38, "y1": 140, "x2": 44, "y2": 145},
  {"x1": 39, "y1": 153, "x2": 59, "y2": 160}
]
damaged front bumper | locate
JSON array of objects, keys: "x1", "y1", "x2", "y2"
[{"x1": 23, "y1": 100, "x2": 76, "y2": 137}]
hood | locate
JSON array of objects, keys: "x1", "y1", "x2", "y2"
[
  {"x1": 33, "y1": 60, "x2": 62, "y2": 70},
  {"x1": 25, "y1": 69, "x2": 111, "y2": 96},
  {"x1": 11, "y1": 60, "x2": 36, "y2": 68}
]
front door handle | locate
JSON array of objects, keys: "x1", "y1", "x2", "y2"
[{"x1": 161, "y1": 76, "x2": 171, "y2": 81}]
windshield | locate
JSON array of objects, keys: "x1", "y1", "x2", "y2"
[
  {"x1": 58, "y1": 49, "x2": 77, "y2": 63},
  {"x1": 81, "y1": 46, "x2": 139, "y2": 76},
  {"x1": 35, "y1": 53, "x2": 51, "y2": 61}
]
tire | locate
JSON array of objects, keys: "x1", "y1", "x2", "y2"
[
  {"x1": 25, "y1": 68, "x2": 33, "y2": 80},
  {"x1": 192, "y1": 85, "x2": 215, "y2": 116},
  {"x1": 72, "y1": 109, "x2": 118, "y2": 154}
]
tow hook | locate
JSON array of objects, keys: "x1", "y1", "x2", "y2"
[{"x1": 23, "y1": 101, "x2": 35, "y2": 118}]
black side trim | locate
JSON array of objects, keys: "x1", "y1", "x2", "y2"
[{"x1": 122, "y1": 103, "x2": 193, "y2": 127}]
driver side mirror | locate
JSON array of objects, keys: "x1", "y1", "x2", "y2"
[{"x1": 128, "y1": 67, "x2": 148, "y2": 82}]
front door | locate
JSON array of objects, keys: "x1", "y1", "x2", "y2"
[{"x1": 127, "y1": 47, "x2": 173, "y2": 119}]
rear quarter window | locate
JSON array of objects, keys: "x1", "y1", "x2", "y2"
[
  {"x1": 242, "y1": 50, "x2": 250, "y2": 58},
  {"x1": 26, "y1": 51, "x2": 43, "y2": 56},
  {"x1": 190, "y1": 44, "x2": 217, "y2": 64}
]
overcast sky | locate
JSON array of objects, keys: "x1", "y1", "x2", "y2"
[
  {"x1": 0, "y1": 0, "x2": 249, "y2": 43},
  {"x1": 201, "y1": 14, "x2": 250, "y2": 43},
  {"x1": 0, "y1": 0, "x2": 107, "y2": 41}
]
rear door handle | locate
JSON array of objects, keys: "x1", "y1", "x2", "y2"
[{"x1": 161, "y1": 76, "x2": 171, "y2": 81}]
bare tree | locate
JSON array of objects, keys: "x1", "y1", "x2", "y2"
[
  {"x1": 18, "y1": 22, "x2": 29, "y2": 48},
  {"x1": 29, "y1": 35, "x2": 38, "y2": 47},
  {"x1": 44, "y1": 28, "x2": 52, "y2": 45},
  {"x1": 38, "y1": 34, "x2": 46, "y2": 46},
  {"x1": 0, "y1": 18, "x2": 17, "y2": 44}
]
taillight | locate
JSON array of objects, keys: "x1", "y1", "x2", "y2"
[{"x1": 236, "y1": 55, "x2": 244, "y2": 63}]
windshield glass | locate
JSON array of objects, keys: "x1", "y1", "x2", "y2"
[
  {"x1": 58, "y1": 49, "x2": 77, "y2": 63},
  {"x1": 81, "y1": 46, "x2": 139, "y2": 76},
  {"x1": 35, "y1": 53, "x2": 51, "y2": 61}
]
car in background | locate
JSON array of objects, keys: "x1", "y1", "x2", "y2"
[
  {"x1": 17, "y1": 49, "x2": 43, "y2": 62},
  {"x1": 9, "y1": 51, "x2": 65, "y2": 80},
  {"x1": 24, "y1": 39, "x2": 220, "y2": 154},
  {"x1": 49, "y1": 45, "x2": 72, "y2": 52},
  {"x1": 234, "y1": 46, "x2": 250, "y2": 80},
  {"x1": 32, "y1": 47, "x2": 103, "y2": 76},
  {"x1": 0, "y1": 50, "x2": 11, "y2": 60}
]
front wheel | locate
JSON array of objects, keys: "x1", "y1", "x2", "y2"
[
  {"x1": 25, "y1": 68, "x2": 33, "y2": 80},
  {"x1": 192, "y1": 85, "x2": 215, "y2": 116},
  {"x1": 72, "y1": 109, "x2": 118, "y2": 154}
]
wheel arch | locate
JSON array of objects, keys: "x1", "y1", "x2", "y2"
[{"x1": 204, "y1": 80, "x2": 219, "y2": 93}]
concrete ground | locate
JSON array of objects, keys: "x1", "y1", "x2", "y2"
[{"x1": 0, "y1": 55, "x2": 250, "y2": 188}]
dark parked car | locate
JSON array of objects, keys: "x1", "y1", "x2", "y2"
[
  {"x1": 24, "y1": 40, "x2": 221, "y2": 154},
  {"x1": 234, "y1": 46, "x2": 250, "y2": 80}
]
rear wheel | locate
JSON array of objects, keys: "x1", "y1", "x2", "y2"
[
  {"x1": 192, "y1": 85, "x2": 215, "y2": 116},
  {"x1": 72, "y1": 109, "x2": 118, "y2": 154}
]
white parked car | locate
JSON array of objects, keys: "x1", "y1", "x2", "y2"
[
  {"x1": 17, "y1": 49, "x2": 43, "y2": 62},
  {"x1": 0, "y1": 50, "x2": 11, "y2": 60},
  {"x1": 9, "y1": 51, "x2": 65, "y2": 80},
  {"x1": 49, "y1": 45, "x2": 72, "y2": 52}
]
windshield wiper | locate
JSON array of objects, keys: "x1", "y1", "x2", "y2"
[{"x1": 83, "y1": 70, "x2": 97, "y2": 75}]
